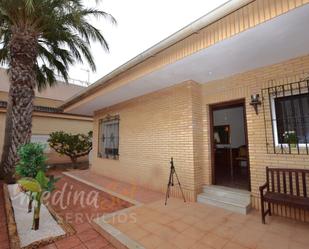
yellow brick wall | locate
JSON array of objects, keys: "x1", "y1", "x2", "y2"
[
  {"x1": 91, "y1": 54, "x2": 309, "y2": 212},
  {"x1": 92, "y1": 82, "x2": 201, "y2": 201},
  {"x1": 0, "y1": 111, "x2": 93, "y2": 165},
  {"x1": 200, "y1": 54, "x2": 309, "y2": 213}
]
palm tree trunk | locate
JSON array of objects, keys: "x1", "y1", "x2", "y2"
[
  {"x1": 32, "y1": 193, "x2": 42, "y2": 230},
  {"x1": 28, "y1": 192, "x2": 33, "y2": 213},
  {"x1": 0, "y1": 27, "x2": 38, "y2": 183}
]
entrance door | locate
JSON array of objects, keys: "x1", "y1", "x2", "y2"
[{"x1": 210, "y1": 100, "x2": 250, "y2": 190}]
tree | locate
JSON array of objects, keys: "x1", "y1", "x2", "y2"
[
  {"x1": 48, "y1": 131, "x2": 92, "y2": 168},
  {"x1": 16, "y1": 143, "x2": 47, "y2": 212},
  {"x1": 0, "y1": 0, "x2": 115, "y2": 183},
  {"x1": 19, "y1": 170, "x2": 58, "y2": 230}
]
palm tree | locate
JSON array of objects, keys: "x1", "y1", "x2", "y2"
[{"x1": 0, "y1": 0, "x2": 115, "y2": 183}]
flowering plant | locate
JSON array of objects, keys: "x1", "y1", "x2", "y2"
[{"x1": 283, "y1": 131, "x2": 297, "y2": 146}]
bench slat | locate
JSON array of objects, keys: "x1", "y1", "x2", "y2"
[
  {"x1": 271, "y1": 170, "x2": 275, "y2": 192},
  {"x1": 277, "y1": 170, "x2": 281, "y2": 193},
  {"x1": 264, "y1": 192, "x2": 309, "y2": 209},
  {"x1": 283, "y1": 171, "x2": 287, "y2": 194},
  {"x1": 303, "y1": 172, "x2": 307, "y2": 198},
  {"x1": 296, "y1": 172, "x2": 300, "y2": 196},
  {"x1": 289, "y1": 171, "x2": 293, "y2": 195}
]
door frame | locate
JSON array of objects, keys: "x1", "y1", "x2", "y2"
[{"x1": 209, "y1": 98, "x2": 251, "y2": 191}]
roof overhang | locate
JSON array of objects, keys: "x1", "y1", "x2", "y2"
[{"x1": 64, "y1": 4, "x2": 309, "y2": 116}]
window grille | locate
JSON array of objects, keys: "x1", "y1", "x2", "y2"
[
  {"x1": 98, "y1": 116, "x2": 119, "y2": 159},
  {"x1": 262, "y1": 78, "x2": 309, "y2": 155}
]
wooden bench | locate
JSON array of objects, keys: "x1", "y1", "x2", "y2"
[{"x1": 259, "y1": 167, "x2": 309, "y2": 224}]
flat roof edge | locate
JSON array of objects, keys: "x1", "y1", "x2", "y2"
[{"x1": 62, "y1": 0, "x2": 254, "y2": 110}]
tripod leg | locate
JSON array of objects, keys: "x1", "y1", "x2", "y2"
[
  {"x1": 165, "y1": 184, "x2": 170, "y2": 205},
  {"x1": 173, "y1": 169, "x2": 186, "y2": 203},
  {"x1": 165, "y1": 170, "x2": 173, "y2": 205}
]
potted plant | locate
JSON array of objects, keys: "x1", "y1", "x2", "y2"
[{"x1": 283, "y1": 131, "x2": 298, "y2": 148}]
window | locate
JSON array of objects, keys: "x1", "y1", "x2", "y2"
[
  {"x1": 262, "y1": 78, "x2": 309, "y2": 154},
  {"x1": 98, "y1": 116, "x2": 119, "y2": 159},
  {"x1": 273, "y1": 93, "x2": 309, "y2": 145}
]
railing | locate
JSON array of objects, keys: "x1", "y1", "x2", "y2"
[
  {"x1": 55, "y1": 75, "x2": 89, "y2": 87},
  {"x1": 262, "y1": 78, "x2": 309, "y2": 155}
]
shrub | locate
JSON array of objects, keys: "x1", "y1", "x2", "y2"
[
  {"x1": 16, "y1": 143, "x2": 48, "y2": 213},
  {"x1": 16, "y1": 143, "x2": 47, "y2": 178},
  {"x1": 48, "y1": 131, "x2": 92, "y2": 168}
]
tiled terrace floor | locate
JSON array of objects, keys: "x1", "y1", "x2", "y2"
[
  {"x1": 69, "y1": 170, "x2": 309, "y2": 249},
  {"x1": 104, "y1": 198, "x2": 309, "y2": 249},
  {"x1": 2, "y1": 171, "x2": 309, "y2": 249}
]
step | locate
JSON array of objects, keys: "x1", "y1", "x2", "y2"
[
  {"x1": 197, "y1": 186, "x2": 251, "y2": 215},
  {"x1": 202, "y1": 186, "x2": 251, "y2": 202}
]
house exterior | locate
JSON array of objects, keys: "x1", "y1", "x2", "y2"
[
  {"x1": 62, "y1": 0, "x2": 309, "y2": 214},
  {"x1": 0, "y1": 68, "x2": 93, "y2": 165}
]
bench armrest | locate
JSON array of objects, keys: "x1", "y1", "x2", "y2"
[{"x1": 259, "y1": 182, "x2": 268, "y2": 196}]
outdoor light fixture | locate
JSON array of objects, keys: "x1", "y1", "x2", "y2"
[{"x1": 250, "y1": 94, "x2": 262, "y2": 115}]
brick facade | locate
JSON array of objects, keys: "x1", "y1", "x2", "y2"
[
  {"x1": 201, "y1": 55, "x2": 309, "y2": 208},
  {"x1": 92, "y1": 82, "x2": 200, "y2": 201},
  {"x1": 92, "y1": 55, "x2": 309, "y2": 217}
]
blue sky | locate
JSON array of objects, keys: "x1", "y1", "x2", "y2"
[{"x1": 70, "y1": 0, "x2": 228, "y2": 85}]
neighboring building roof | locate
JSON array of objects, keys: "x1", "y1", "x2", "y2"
[
  {"x1": 0, "y1": 68, "x2": 92, "y2": 118},
  {"x1": 0, "y1": 67, "x2": 86, "y2": 102},
  {"x1": 0, "y1": 101, "x2": 61, "y2": 113}
]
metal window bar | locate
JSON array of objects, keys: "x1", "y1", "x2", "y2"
[
  {"x1": 98, "y1": 116, "x2": 119, "y2": 159},
  {"x1": 262, "y1": 78, "x2": 309, "y2": 155}
]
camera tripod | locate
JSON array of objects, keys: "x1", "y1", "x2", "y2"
[{"x1": 165, "y1": 157, "x2": 186, "y2": 205}]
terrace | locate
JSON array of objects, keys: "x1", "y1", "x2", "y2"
[{"x1": 12, "y1": 169, "x2": 307, "y2": 249}]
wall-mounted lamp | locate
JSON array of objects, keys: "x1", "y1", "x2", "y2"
[{"x1": 250, "y1": 94, "x2": 262, "y2": 115}]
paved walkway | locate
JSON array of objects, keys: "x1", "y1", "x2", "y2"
[
  {"x1": 42, "y1": 174, "x2": 133, "y2": 249},
  {"x1": 67, "y1": 170, "x2": 164, "y2": 204},
  {"x1": 0, "y1": 173, "x2": 134, "y2": 249}
]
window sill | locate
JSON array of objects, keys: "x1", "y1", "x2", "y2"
[{"x1": 97, "y1": 155, "x2": 119, "y2": 160}]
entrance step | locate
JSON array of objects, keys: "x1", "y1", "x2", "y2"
[{"x1": 197, "y1": 185, "x2": 251, "y2": 215}]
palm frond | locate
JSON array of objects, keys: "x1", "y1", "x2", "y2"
[{"x1": 0, "y1": 0, "x2": 115, "y2": 91}]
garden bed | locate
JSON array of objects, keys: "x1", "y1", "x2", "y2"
[{"x1": 3, "y1": 184, "x2": 74, "y2": 249}]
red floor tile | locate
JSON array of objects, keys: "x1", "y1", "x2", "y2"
[
  {"x1": 76, "y1": 229, "x2": 100, "y2": 242},
  {"x1": 83, "y1": 236, "x2": 110, "y2": 249},
  {"x1": 40, "y1": 243, "x2": 58, "y2": 249},
  {"x1": 55, "y1": 235, "x2": 82, "y2": 249}
]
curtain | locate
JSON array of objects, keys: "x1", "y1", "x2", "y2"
[
  {"x1": 99, "y1": 119, "x2": 119, "y2": 157},
  {"x1": 275, "y1": 93, "x2": 309, "y2": 143}
]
